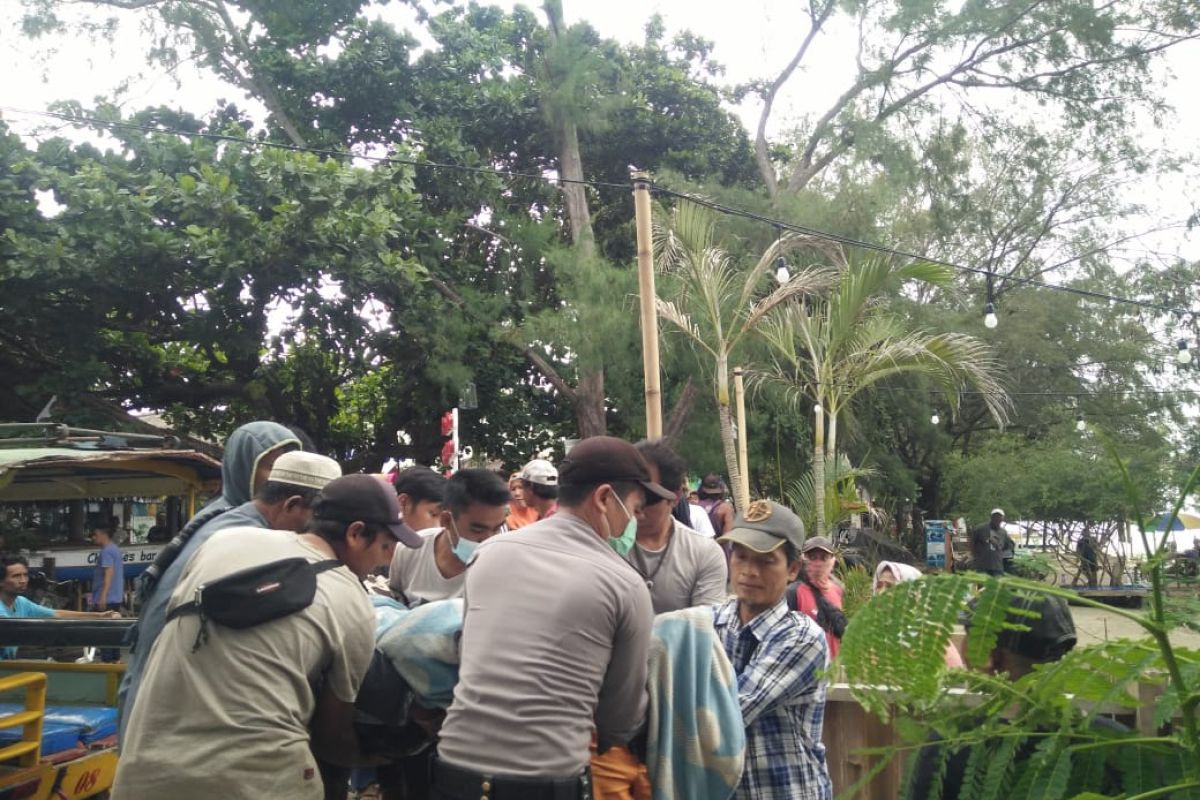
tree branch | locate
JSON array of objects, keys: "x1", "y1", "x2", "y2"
[
  {"x1": 753, "y1": 0, "x2": 835, "y2": 197},
  {"x1": 211, "y1": 0, "x2": 309, "y2": 148}
]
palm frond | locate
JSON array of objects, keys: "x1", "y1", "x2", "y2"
[
  {"x1": 741, "y1": 266, "x2": 837, "y2": 339},
  {"x1": 655, "y1": 298, "x2": 714, "y2": 355}
]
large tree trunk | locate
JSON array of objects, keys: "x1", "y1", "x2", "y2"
[
  {"x1": 544, "y1": 1, "x2": 602, "y2": 436},
  {"x1": 716, "y1": 357, "x2": 744, "y2": 512},
  {"x1": 662, "y1": 377, "x2": 697, "y2": 446},
  {"x1": 557, "y1": 121, "x2": 595, "y2": 259},
  {"x1": 574, "y1": 370, "x2": 607, "y2": 437}
]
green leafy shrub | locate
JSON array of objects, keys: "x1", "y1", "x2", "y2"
[{"x1": 837, "y1": 447, "x2": 1200, "y2": 800}]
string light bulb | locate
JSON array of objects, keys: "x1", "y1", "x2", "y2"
[
  {"x1": 1177, "y1": 338, "x2": 1192, "y2": 365},
  {"x1": 774, "y1": 256, "x2": 790, "y2": 285},
  {"x1": 1075, "y1": 412, "x2": 1086, "y2": 432},
  {"x1": 983, "y1": 302, "x2": 998, "y2": 329},
  {"x1": 931, "y1": 412, "x2": 940, "y2": 425}
]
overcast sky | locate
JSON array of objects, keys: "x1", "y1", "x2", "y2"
[{"x1": 1, "y1": 0, "x2": 1197, "y2": 261}]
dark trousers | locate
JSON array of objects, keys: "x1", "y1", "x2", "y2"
[{"x1": 93, "y1": 602, "x2": 122, "y2": 662}]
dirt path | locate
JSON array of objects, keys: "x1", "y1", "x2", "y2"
[{"x1": 1071, "y1": 604, "x2": 1200, "y2": 650}]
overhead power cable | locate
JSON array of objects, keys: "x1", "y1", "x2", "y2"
[
  {"x1": 649, "y1": 186, "x2": 1196, "y2": 318},
  {"x1": 3, "y1": 105, "x2": 1196, "y2": 318}
]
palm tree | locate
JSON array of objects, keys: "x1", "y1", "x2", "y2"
[
  {"x1": 654, "y1": 200, "x2": 838, "y2": 509},
  {"x1": 787, "y1": 453, "x2": 879, "y2": 536},
  {"x1": 756, "y1": 256, "x2": 1011, "y2": 535}
]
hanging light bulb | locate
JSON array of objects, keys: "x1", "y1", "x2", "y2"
[
  {"x1": 1075, "y1": 412, "x2": 1086, "y2": 432},
  {"x1": 774, "y1": 256, "x2": 790, "y2": 285},
  {"x1": 983, "y1": 302, "x2": 998, "y2": 329},
  {"x1": 1177, "y1": 338, "x2": 1192, "y2": 365},
  {"x1": 931, "y1": 412, "x2": 940, "y2": 425}
]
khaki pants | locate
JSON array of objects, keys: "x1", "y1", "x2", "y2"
[{"x1": 590, "y1": 745, "x2": 651, "y2": 800}]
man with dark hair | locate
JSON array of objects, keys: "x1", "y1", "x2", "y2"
[
  {"x1": 715, "y1": 500, "x2": 832, "y2": 800},
  {"x1": 89, "y1": 524, "x2": 125, "y2": 662},
  {"x1": 627, "y1": 440, "x2": 727, "y2": 613},
  {"x1": 506, "y1": 458, "x2": 558, "y2": 529},
  {"x1": 696, "y1": 473, "x2": 734, "y2": 537},
  {"x1": 394, "y1": 467, "x2": 447, "y2": 532},
  {"x1": 114, "y1": 474, "x2": 422, "y2": 800},
  {"x1": 432, "y1": 436, "x2": 673, "y2": 800},
  {"x1": 119, "y1": 450, "x2": 341, "y2": 741},
  {"x1": 1, "y1": 554, "x2": 121, "y2": 659},
  {"x1": 388, "y1": 468, "x2": 511, "y2": 605},
  {"x1": 971, "y1": 509, "x2": 1010, "y2": 577}
]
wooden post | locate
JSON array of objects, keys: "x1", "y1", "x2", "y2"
[
  {"x1": 632, "y1": 171, "x2": 663, "y2": 439},
  {"x1": 734, "y1": 367, "x2": 751, "y2": 508}
]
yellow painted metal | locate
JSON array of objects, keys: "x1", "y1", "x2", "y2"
[
  {"x1": 1, "y1": 661, "x2": 125, "y2": 706},
  {"x1": 0, "y1": 671, "x2": 45, "y2": 768},
  {"x1": 0, "y1": 740, "x2": 39, "y2": 761},
  {"x1": 0, "y1": 710, "x2": 43, "y2": 728},
  {"x1": 47, "y1": 748, "x2": 120, "y2": 799}
]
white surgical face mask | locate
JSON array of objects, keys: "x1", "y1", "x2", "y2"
[
  {"x1": 608, "y1": 494, "x2": 638, "y2": 556},
  {"x1": 449, "y1": 519, "x2": 478, "y2": 563}
]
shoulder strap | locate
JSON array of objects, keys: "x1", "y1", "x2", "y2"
[{"x1": 785, "y1": 580, "x2": 800, "y2": 612}]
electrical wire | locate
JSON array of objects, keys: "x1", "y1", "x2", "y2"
[
  {"x1": 3, "y1": 104, "x2": 1197, "y2": 318},
  {"x1": 649, "y1": 186, "x2": 1197, "y2": 317}
]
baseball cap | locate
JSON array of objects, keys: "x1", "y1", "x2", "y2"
[
  {"x1": 968, "y1": 594, "x2": 1077, "y2": 662},
  {"x1": 801, "y1": 535, "x2": 835, "y2": 554},
  {"x1": 718, "y1": 500, "x2": 805, "y2": 554},
  {"x1": 991, "y1": 508, "x2": 1006, "y2": 517},
  {"x1": 557, "y1": 436, "x2": 674, "y2": 502},
  {"x1": 312, "y1": 474, "x2": 422, "y2": 548},
  {"x1": 520, "y1": 458, "x2": 559, "y2": 486},
  {"x1": 267, "y1": 451, "x2": 342, "y2": 490}
]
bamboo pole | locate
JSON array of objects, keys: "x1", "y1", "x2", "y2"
[
  {"x1": 632, "y1": 171, "x2": 663, "y2": 439},
  {"x1": 734, "y1": 367, "x2": 750, "y2": 509}
]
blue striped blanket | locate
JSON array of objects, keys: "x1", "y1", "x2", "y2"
[{"x1": 646, "y1": 607, "x2": 745, "y2": 800}]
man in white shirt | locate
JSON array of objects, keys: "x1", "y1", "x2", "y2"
[{"x1": 389, "y1": 469, "x2": 511, "y2": 605}]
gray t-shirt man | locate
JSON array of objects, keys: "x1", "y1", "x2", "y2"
[
  {"x1": 437, "y1": 512, "x2": 653, "y2": 777},
  {"x1": 625, "y1": 517, "x2": 728, "y2": 613}
]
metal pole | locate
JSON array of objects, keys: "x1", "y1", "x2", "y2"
[
  {"x1": 632, "y1": 170, "x2": 663, "y2": 439},
  {"x1": 734, "y1": 367, "x2": 750, "y2": 509}
]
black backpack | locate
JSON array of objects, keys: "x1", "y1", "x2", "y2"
[
  {"x1": 166, "y1": 557, "x2": 342, "y2": 652},
  {"x1": 786, "y1": 577, "x2": 849, "y2": 639}
]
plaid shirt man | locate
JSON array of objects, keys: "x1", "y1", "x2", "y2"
[{"x1": 713, "y1": 596, "x2": 832, "y2": 800}]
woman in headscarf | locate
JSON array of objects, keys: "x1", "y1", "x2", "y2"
[{"x1": 873, "y1": 560, "x2": 964, "y2": 668}]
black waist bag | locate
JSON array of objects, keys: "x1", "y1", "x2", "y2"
[{"x1": 166, "y1": 557, "x2": 342, "y2": 652}]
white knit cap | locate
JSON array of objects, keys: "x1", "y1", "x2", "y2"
[{"x1": 268, "y1": 451, "x2": 342, "y2": 490}]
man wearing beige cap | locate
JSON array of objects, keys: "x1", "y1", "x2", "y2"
[
  {"x1": 119, "y1": 450, "x2": 342, "y2": 742},
  {"x1": 433, "y1": 436, "x2": 674, "y2": 800},
  {"x1": 715, "y1": 500, "x2": 832, "y2": 800}
]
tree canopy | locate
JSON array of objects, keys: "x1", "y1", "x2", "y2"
[{"x1": 3, "y1": 0, "x2": 1197, "y2": 525}]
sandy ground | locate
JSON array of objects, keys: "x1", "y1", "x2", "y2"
[{"x1": 1071, "y1": 603, "x2": 1200, "y2": 650}]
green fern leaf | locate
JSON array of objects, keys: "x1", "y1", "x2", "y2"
[{"x1": 979, "y1": 734, "x2": 1024, "y2": 800}]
